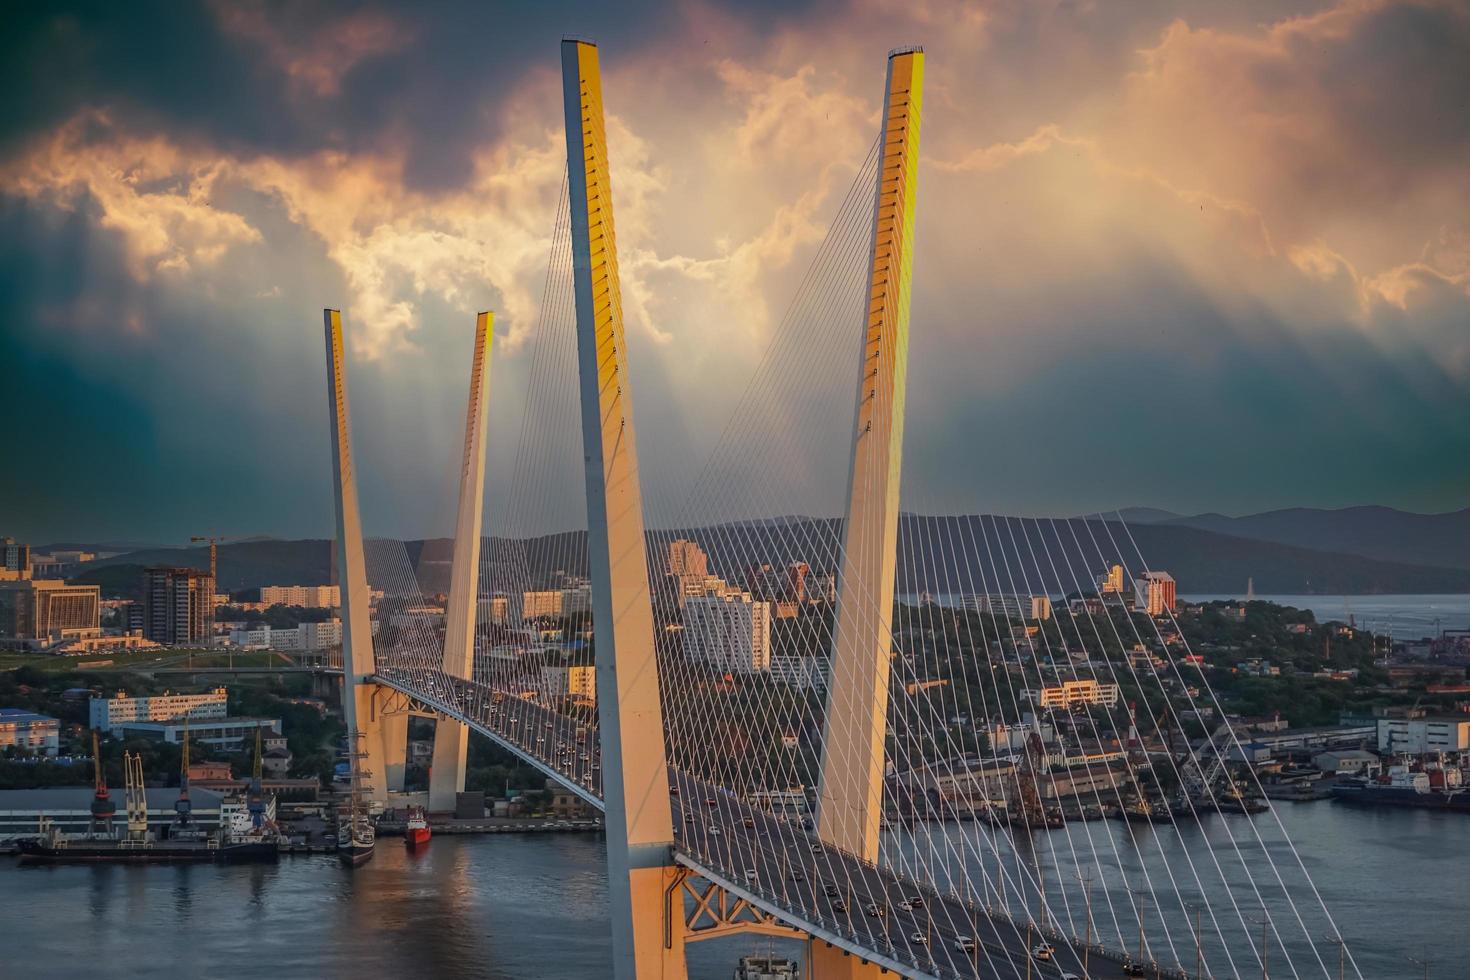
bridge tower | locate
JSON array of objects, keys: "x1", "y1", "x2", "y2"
[
  {"x1": 429, "y1": 311, "x2": 494, "y2": 813},
  {"x1": 323, "y1": 309, "x2": 397, "y2": 803},
  {"x1": 561, "y1": 38, "x2": 684, "y2": 980},
  {"x1": 813, "y1": 46, "x2": 924, "y2": 978}
]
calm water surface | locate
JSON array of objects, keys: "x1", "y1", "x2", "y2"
[
  {"x1": 1182, "y1": 593, "x2": 1470, "y2": 640},
  {"x1": 0, "y1": 803, "x2": 1460, "y2": 979}
]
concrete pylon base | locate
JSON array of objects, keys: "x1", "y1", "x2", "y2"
[
  {"x1": 427, "y1": 717, "x2": 469, "y2": 812},
  {"x1": 629, "y1": 864, "x2": 688, "y2": 980},
  {"x1": 808, "y1": 943, "x2": 892, "y2": 980}
]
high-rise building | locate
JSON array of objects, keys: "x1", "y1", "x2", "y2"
[
  {"x1": 667, "y1": 539, "x2": 708, "y2": 579},
  {"x1": 1133, "y1": 571, "x2": 1177, "y2": 616},
  {"x1": 143, "y1": 567, "x2": 215, "y2": 645},
  {"x1": 0, "y1": 578, "x2": 100, "y2": 640},
  {"x1": 683, "y1": 593, "x2": 771, "y2": 674},
  {"x1": 787, "y1": 561, "x2": 810, "y2": 604},
  {"x1": 1099, "y1": 564, "x2": 1126, "y2": 594},
  {"x1": 1, "y1": 538, "x2": 30, "y2": 579}
]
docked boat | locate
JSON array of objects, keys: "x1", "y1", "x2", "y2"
[
  {"x1": 17, "y1": 831, "x2": 279, "y2": 865},
  {"x1": 1115, "y1": 796, "x2": 1173, "y2": 824},
  {"x1": 404, "y1": 805, "x2": 431, "y2": 849},
  {"x1": 337, "y1": 729, "x2": 377, "y2": 867},
  {"x1": 338, "y1": 815, "x2": 376, "y2": 866},
  {"x1": 1332, "y1": 762, "x2": 1470, "y2": 812}
]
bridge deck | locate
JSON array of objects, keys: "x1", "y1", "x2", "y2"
[{"x1": 372, "y1": 668, "x2": 1151, "y2": 980}]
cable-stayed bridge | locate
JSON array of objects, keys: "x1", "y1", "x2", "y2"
[{"x1": 320, "y1": 39, "x2": 1358, "y2": 980}]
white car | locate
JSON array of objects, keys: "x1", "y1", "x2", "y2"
[
  {"x1": 910, "y1": 933, "x2": 928, "y2": 945},
  {"x1": 896, "y1": 900, "x2": 913, "y2": 911},
  {"x1": 953, "y1": 936, "x2": 976, "y2": 953},
  {"x1": 744, "y1": 869, "x2": 758, "y2": 883},
  {"x1": 1031, "y1": 942, "x2": 1055, "y2": 962}
]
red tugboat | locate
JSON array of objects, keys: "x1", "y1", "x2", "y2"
[{"x1": 404, "y1": 805, "x2": 431, "y2": 849}]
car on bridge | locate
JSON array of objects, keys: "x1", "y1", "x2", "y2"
[
  {"x1": 953, "y1": 936, "x2": 975, "y2": 953},
  {"x1": 1031, "y1": 942, "x2": 1055, "y2": 962}
]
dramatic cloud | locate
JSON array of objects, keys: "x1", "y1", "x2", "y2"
[{"x1": 3, "y1": 0, "x2": 1468, "y2": 542}]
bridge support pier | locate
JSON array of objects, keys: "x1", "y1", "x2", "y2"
[
  {"x1": 815, "y1": 47, "x2": 924, "y2": 860},
  {"x1": 562, "y1": 38, "x2": 683, "y2": 980},
  {"x1": 809, "y1": 944, "x2": 890, "y2": 980},
  {"x1": 429, "y1": 311, "x2": 493, "y2": 813},
  {"x1": 324, "y1": 308, "x2": 389, "y2": 804}
]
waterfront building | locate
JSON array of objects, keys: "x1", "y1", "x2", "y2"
[
  {"x1": 0, "y1": 578, "x2": 101, "y2": 641},
  {"x1": 259, "y1": 584, "x2": 340, "y2": 608},
  {"x1": 1377, "y1": 716, "x2": 1470, "y2": 755},
  {"x1": 1133, "y1": 570, "x2": 1177, "y2": 616},
  {"x1": 89, "y1": 687, "x2": 229, "y2": 732},
  {"x1": 0, "y1": 709, "x2": 60, "y2": 756},
  {"x1": 684, "y1": 592, "x2": 772, "y2": 673},
  {"x1": 143, "y1": 567, "x2": 214, "y2": 644},
  {"x1": 0, "y1": 786, "x2": 227, "y2": 837}
]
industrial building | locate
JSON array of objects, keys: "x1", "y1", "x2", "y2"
[{"x1": 0, "y1": 786, "x2": 228, "y2": 839}]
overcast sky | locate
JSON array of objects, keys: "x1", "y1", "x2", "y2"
[{"x1": 3, "y1": 0, "x2": 1468, "y2": 545}]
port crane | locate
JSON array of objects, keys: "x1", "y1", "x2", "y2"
[
  {"x1": 89, "y1": 729, "x2": 116, "y2": 837},
  {"x1": 248, "y1": 728, "x2": 267, "y2": 830},
  {"x1": 123, "y1": 750, "x2": 148, "y2": 843}
]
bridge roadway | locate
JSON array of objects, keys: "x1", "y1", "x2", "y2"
[{"x1": 372, "y1": 666, "x2": 1143, "y2": 980}]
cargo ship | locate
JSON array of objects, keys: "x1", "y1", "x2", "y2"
[
  {"x1": 17, "y1": 826, "x2": 280, "y2": 865},
  {"x1": 404, "y1": 805, "x2": 431, "y2": 849},
  {"x1": 17, "y1": 732, "x2": 278, "y2": 865},
  {"x1": 1332, "y1": 761, "x2": 1470, "y2": 812}
]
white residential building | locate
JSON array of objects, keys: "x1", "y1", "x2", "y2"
[
  {"x1": 298, "y1": 619, "x2": 342, "y2": 651},
  {"x1": 684, "y1": 593, "x2": 772, "y2": 673},
  {"x1": 1027, "y1": 678, "x2": 1122, "y2": 710},
  {"x1": 259, "y1": 585, "x2": 340, "y2": 608},
  {"x1": 770, "y1": 654, "x2": 826, "y2": 691},
  {"x1": 89, "y1": 688, "x2": 229, "y2": 733}
]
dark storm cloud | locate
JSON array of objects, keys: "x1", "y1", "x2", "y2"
[{"x1": 3, "y1": 0, "x2": 1468, "y2": 543}]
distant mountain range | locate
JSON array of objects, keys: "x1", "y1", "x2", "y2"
[{"x1": 65, "y1": 505, "x2": 1470, "y2": 598}]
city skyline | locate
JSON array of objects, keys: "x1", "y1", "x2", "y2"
[{"x1": 4, "y1": 1, "x2": 1469, "y2": 543}]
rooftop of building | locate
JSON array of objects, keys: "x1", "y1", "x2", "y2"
[
  {"x1": 0, "y1": 708, "x2": 57, "y2": 724},
  {"x1": 0, "y1": 786, "x2": 227, "y2": 811}
]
